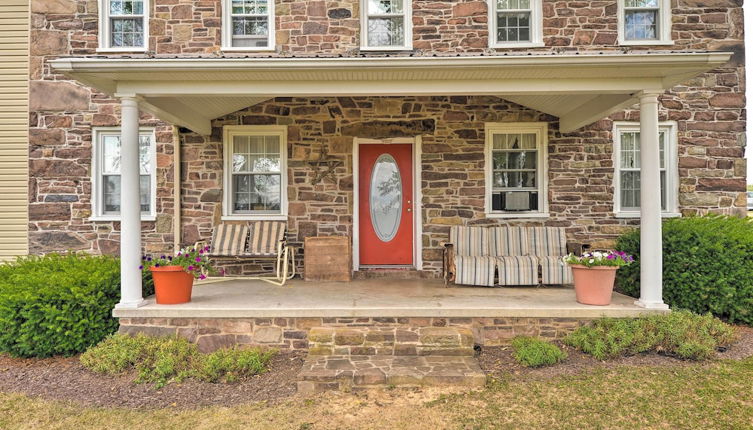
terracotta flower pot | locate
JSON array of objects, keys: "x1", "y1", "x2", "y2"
[
  {"x1": 150, "y1": 265, "x2": 194, "y2": 304},
  {"x1": 570, "y1": 265, "x2": 619, "y2": 306}
]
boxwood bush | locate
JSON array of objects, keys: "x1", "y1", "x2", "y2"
[
  {"x1": 511, "y1": 337, "x2": 567, "y2": 367},
  {"x1": 616, "y1": 215, "x2": 753, "y2": 325},
  {"x1": 0, "y1": 253, "x2": 152, "y2": 358}
]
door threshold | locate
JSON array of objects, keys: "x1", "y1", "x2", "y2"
[{"x1": 359, "y1": 265, "x2": 415, "y2": 270}]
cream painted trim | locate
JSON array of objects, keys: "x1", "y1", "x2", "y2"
[
  {"x1": 617, "y1": 0, "x2": 673, "y2": 46},
  {"x1": 352, "y1": 137, "x2": 420, "y2": 271},
  {"x1": 488, "y1": 0, "x2": 543, "y2": 48},
  {"x1": 484, "y1": 122, "x2": 549, "y2": 218},
  {"x1": 359, "y1": 0, "x2": 413, "y2": 50},
  {"x1": 612, "y1": 120, "x2": 679, "y2": 216},
  {"x1": 221, "y1": 125, "x2": 288, "y2": 220},
  {"x1": 90, "y1": 127, "x2": 157, "y2": 221},
  {"x1": 221, "y1": 0, "x2": 276, "y2": 51},
  {"x1": 98, "y1": 0, "x2": 150, "y2": 51}
]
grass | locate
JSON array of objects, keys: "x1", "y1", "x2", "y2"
[
  {"x1": 2, "y1": 358, "x2": 753, "y2": 429},
  {"x1": 80, "y1": 334, "x2": 275, "y2": 387}
]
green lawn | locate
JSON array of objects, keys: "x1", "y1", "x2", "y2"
[{"x1": 2, "y1": 358, "x2": 753, "y2": 430}]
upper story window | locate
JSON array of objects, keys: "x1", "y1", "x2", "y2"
[
  {"x1": 222, "y1": 0, "x2": 275, "y2": 51},
  {"x1": 488, "y1": 0, "x2": 543, "y2": 48},
  {"x1": 360, "y1": 0, "x2": 412, "y2": 50},
  {"x1": 485, "y1": 122, "x2": 549, "y2": 218},
  {"x1": 91, "y1": 127, "x2": 156, "y2": 221},
  {"x1": 98, "y1": 0, "x2": 149, "y2": 52},
  {"x1": 222, "y1": 126, "x2": 288, "y2": 220},
  {"x1": 613, "y1": 122, "x2": 679, "y2": 218},
  {"x1": 618, "y1": 0, "x2": 672, "y2": 45}
]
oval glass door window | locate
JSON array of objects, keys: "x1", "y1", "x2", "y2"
[{"x1": 369, "y1": 154, "x2": 402, "y2": 242}]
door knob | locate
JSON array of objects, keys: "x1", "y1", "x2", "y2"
[{"x1": 407, "y1": 208, "x2": 412, "y2": 212}]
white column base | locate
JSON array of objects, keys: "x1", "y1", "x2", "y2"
[
  {"x1": 115, "y1": 299, "x2": 147, "y2": 310},
  {"x1": 634, "y1": 299, "x2": 670, "y2": 310}
]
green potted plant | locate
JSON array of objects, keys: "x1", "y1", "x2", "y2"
[
  {"x1": 563, "y1": 250, "x2": 634, "y2": 306},
  {"x1": 140, "y1": 246, "x2": 216, "y2": 304}
]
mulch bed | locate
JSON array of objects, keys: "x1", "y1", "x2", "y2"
[
  {"x1": 479, "y1": 325, "x2": 753, "y2": 380},
  {"x1": 0, "y1": 350, "x2": 305, "y2": 409}
]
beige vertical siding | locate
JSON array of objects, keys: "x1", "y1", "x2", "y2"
[{"x1": 0, "y1": 0, "x2": 29, "y2": 260}]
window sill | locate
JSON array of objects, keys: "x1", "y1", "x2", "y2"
[
  {"x1": 490, "y1": 41, "x2": 545, "y2": 49},
  {"x1": 614, "y1": 212, "x2": 681, "y2": 219},
  {"x1": 486, "y1": 212, "x2": 550, "y2": 219},
  {"x1": 618, "y1": 40, "x2": 674, "y2": 47},
  {"x1": 221, "y1": 214, "x2": 288, "y2": 221},
  {"x1": 96, "y1": 48, "x2": 149, "y2": 53},
  {"x1": 221, "y1": 47, "x2": 275, "y2": 53},
  {"x1": 359, "y1": 46, "x2": 413, "y2": 52},
  {"x1": 89, "y1": 215, "x2": 157, "y2": 222}
]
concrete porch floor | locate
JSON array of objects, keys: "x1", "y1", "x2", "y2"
[{"x1": 113, "y1": 278, "x2": 667, "y2": 319}]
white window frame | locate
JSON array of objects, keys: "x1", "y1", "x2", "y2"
[
  {"x1": 90, "y1": 127, "x2": 157, "y2": 222},
  {"x1": 488, "y1": 0, "x2": 543, "y2": 49},
  {"x1": 360, "y1": 0, "x2": 413, "y2": 51},
  {"x1": 617, "y1": 0, "x2": 673, "y2": 46},
  {"x1": 484, "y1": 122, "x2": 549, "y2": 219},
  {"x1": 97, "y1": 0, "x2": 150, "y2": 53},
  {"x1": 222, "y1": 0, "x2": 275, "y2": 52},
  {"x1": 222, "y1": 125, "x2": 288, "y2": 221},
  {"x1": 613, "y1": 121, "x2": 680, "y2": 218}
]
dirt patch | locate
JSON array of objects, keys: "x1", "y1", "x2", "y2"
[
  {"x1": 479, "y1": 324, "x2": 753, "y2": 380},
  {"x1": 0, "y1": 351, "x2": 304, "y2": 409}
]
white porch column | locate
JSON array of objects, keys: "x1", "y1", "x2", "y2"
[
  {"x1": 635, "y1": 92, "x2": 669, "y2": 310},
  {"x1": 115, "y1": 96, "x2": 145, "y2": 309}
]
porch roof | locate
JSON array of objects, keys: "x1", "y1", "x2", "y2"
[{"x1": 50, "y1": 51, "x2": 732, "y2": 135}]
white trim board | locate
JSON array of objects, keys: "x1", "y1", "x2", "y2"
[{"x1": 352, "y1": 136, "x2": 422, "y2": 272}]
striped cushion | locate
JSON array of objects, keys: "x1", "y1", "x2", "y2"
[
  {"x1": 454, "y1": 255, "x2": 497, "y2": 287},
  {"x1": 209, "y1": 224, "x2": 249, "y2": 256},
  {"x1": 496, "y1": 255, "x2": 539, "y2": 286},
  {"x1": 529, "y1": 227, "x2": 567, "y2": 257},
  {"x1": 490, "y1": 226, "x2": 529, "y2": 256},
  {"x1": 248, "y1": 221, "x2": 286, "y2": 256},
  {"x1": 539, "y1": 256, "x2": 573, "y2": 285},
  {"x1": 450, "y1": 226, "x2": 491, "y2": 257}
]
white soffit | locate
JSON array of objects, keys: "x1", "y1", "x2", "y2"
[{"x1": 50, "y1": 52, "x2": 732, "y2": 134}]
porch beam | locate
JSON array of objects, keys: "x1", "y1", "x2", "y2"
[
  {"x1": 114, "y1": 95, "x2": 145, "y2": 310},
  {"x1": 115, "y1": 78, "x2": 664, "y2": 98},
  {"x1": 636, "y1": 91, "x2": 669, "y2": 310},
  {"x1": 558, "y1": 94, "x2": 638, "y2": 133}
]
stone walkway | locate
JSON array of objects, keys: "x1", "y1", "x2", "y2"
[{"x1": 298, "y1": 355, "x2": 486, "y2": 393}]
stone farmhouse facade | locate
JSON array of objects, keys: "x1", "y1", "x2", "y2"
[{"x1": 24, "y1": 0, "x2": 746, "y2": 283}]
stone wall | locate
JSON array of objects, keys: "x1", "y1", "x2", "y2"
[
  {"x1": 28, "y1": 0, "x2": 746, "y2": 264},
  {"x1": 118, "y1": 316, "x2": 590, "y2": 352}
]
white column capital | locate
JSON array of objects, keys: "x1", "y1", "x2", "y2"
[
  {"x1": 636, "y1": 91, "x2": 663, "y2": 103},
  {"x1": 114, "y1": 93, "x2": 143, "y2": 104}
]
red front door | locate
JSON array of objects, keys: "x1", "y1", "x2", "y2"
[{"x1": 359, "y1": 142, "x2": 413, "y2": 266}]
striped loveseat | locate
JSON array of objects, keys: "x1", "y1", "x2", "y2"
[{"x1": 443, "y1": 226, "x2": 586, "y2": 287}]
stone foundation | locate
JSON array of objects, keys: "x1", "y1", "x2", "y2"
[{"x1": 118, "y1": 316, "x2": 591, "y2": 352}]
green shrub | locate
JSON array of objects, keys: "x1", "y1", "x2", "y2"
[
  {"x1": 510, "y1": 337, "x2": 567, "y2": 367},
  {"x1": 616, "y1": 215, "x2": 753, "y2": 325},
  {"x1": 564, "y1": 311, "x2": 736, "y2": 361},
  {"x1": 81, "y1": 334, "x2": 275, "y2": 387},
  {"x1": 0, "y1": 253, "x2": 154, "y2": 358}
]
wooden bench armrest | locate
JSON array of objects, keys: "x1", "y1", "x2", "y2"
[
  {"x1": 566, "y1": 242, "x2": 591, "y2": 255},
  {"x1": 443, "y1": 243, "x2": 455, "y2": 285}
]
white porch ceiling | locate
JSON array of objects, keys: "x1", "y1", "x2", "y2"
[{"x1": 50, "y1": 52, "x2": 731, "y2": 135}]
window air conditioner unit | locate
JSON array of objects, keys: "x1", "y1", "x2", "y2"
[{"x1": 504, "y1": 191, "x2": 531, "y2": 211}]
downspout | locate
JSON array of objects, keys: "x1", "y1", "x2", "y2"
[{"x1": 172, "y1": 126, "x2": 181, "y2": 253}]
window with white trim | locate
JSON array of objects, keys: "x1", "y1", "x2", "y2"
[
  {"x1": 91, "y1": 128, "x2": 156, "y2": 220},
  {"x1": 489, "y1": 0, "x2": 543, "y2": 48},
  {"x1": 222, "y1": 126, "x2": 288, "y2": 219},
  {"x1": 613, "y1": 122, "x2": 678, "y2": 217},
  {"x1": 361, "y1": 0, "x2": 412, "y2": 50},
  {"x1": 618, "y1": 0, "x2": 672, "y2": 45},
  {"x1": 99, "y1": 0, "x2": 149, "y2": 51},
  {"x1": 485, "y1": 123, "x2": 548, "y2": 218},
  {"x1": 223, "y1": 0, "x2": 274, "y2": 50}
]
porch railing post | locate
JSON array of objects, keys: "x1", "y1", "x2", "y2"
[
  {"x1": 636, "y1": 91, "x2": 669, "y2": 310},
  {"x1": 114, "y1": 95, "x2": 145, "y2": 309}
]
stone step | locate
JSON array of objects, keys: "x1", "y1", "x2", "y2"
[
  {"x1": 297, "y1": 355, "x2": 486, "y2": 393},
  {"x1": 351, "y1": 268, "x2": 432, "y2": 280},
  {"x1": 307, "y1": 326, "x2": 475, "y2": 356}
]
